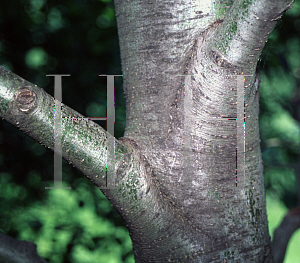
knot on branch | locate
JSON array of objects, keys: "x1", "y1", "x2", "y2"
[{"x1": 15, "y1": 87, "x2": 37, "y2": 113}]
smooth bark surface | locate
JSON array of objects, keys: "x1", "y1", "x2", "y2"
[{"x1": 0, "y1": 0, "x2": 295, "y2": 262}]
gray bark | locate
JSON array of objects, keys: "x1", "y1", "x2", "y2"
[
  {"x1": 271, "y1": 207, "x2": 300, "y2": 263},
  {"x1": 0, "y1": 232, "x2": 47, "y2": 263},
  {"x1": 0, "y1": 0, "x2": 296, "y2": 262},
  {"x1": 112, "y1": 0, "x2": 294, "y2": 261}
]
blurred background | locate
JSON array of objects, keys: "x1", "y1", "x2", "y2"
[{"x1": 0, "y1": 0, "x2": 299, "y2": 262}]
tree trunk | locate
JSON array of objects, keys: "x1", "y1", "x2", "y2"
[
  {"x1": 111, "y1": 0, "x2": 294, "y2": 261},
  {"x1": 0, "y1": 0, "x2": 295, "y2": 262}
]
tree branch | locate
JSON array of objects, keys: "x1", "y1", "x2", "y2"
[
  {"x1": 210, "y1": 0, "x2": 294, "y2": 68},
  {"x1": 0, "y1": 66, "x2": 179, "y2": 261},
  {"x1": 0, "y1": 65, "x2": 131, "y2": 201},
  {"x1": 271, "y1": 206, "x2": 300, "y2": 263},
  {"x1": 0, "y1": 232, "x2": 48, "y2": 263}
]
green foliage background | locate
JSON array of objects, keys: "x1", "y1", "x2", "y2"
[
  {"x1": 0, "y1": 0, "x2": 132, "y2": 262},
  {"x1": 0, "y1": 0, "x2": 299, "y2": 262},
  {"x1": 259, "y1": 1, "x2": 300, "y2": 261}
]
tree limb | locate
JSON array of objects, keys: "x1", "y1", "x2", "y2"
[
  {"x1": 0, "y1": 232, "x2": 48, "y2": 263},
  {"x1": 211, "y1": 0, "x2": 294, "y2": 68},
  {"x1": 0, "y1": 65, "x2": 143, "y2": 215},
  {"x1": 271, "y1": 206, "x2": 300, "y2": 263}
]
